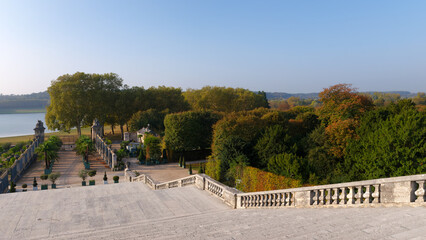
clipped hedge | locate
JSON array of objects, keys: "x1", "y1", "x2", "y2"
[{"x1": 239, "y1": 166, "x2": 302, "y2": 192}]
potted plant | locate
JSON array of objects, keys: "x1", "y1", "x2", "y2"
[
  {"x1": 103, "y1": 171, "x2": 108, "y2": 184},
  {"x1": 88, "y1": 170, "x2": 97, "y2": 185},
  {"x1": 33, "y1": 177, "x2": 38, "y2": 190},
  {"x1": 40, "y1": 174, "x2": 48, "y2": 190},
  {"x1": 48, "y1": 172, "x2": 61, "y2": 189},
  {"x1": 22, "y1": 184, "x2": 27, "y2": 192},
  {"x1": 79, "y1": 169, "x2": 88, "y2": 186},
  {"x1": 113, "y1": 175, "x2": 119, "y2": 183}
]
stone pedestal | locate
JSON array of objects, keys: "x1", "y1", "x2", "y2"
[
  {"x1": 34, "y1": 120, "x2": 45, "y2": 142},
  {"x1": 91, "y1": 119, "x2": 102, "y2": 141}
]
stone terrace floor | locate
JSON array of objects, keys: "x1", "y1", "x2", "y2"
[{"x1": 0, "y1": 181, "x2": 425, "y2": 240}]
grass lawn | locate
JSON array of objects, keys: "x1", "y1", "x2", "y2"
[
  {"x1": 0, "y1": 109, "x2": 46, "y2": 114},
  {"x1": 0, "y1": 125, "x2": 124, "y2": 145}
]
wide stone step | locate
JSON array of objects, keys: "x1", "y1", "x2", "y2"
[{"x1": 1, "y1": 181, "x2": 426, "y2": 239}]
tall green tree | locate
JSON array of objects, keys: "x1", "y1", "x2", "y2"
[
  {"x1": 164, "y1": 111, "x2": 221, "y2": 152},
  {"x1": 345, "y1": 102, "x2": 426, "y2": 180},
  {"x1": 46, "y1": 72, "x2": 91, "y2": 136},
  {"x1": 184, "y1": 86, "x2": 269, "y2": 112},
  {"x1": 46, "y1": 72, "x2": 122, "y2": 136}
]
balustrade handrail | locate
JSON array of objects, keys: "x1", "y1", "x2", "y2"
[{"x1": 129, "y1": 172, "x2": 426, "y2": 209}]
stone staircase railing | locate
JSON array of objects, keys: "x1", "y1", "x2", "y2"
[
  {"x1": 125, "y1": 170, "x2": 241, "y2": 208},
  {"x1": 94, "y1": 134, "x2": 117, "y2": 170},
  {"x1": 236, "y1": 174, "x2": 426, "y2": 209},
  {"x1": 0, "y1": 137, "x2": 42, "y2": 193},
  {"x1": 125, "y1": 170, "x2": 426, "y2": 209}
]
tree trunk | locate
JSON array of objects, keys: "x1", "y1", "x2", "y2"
[
  {"x1": 120, "y1": 125, "x2": 124, "y2": 140},
  {"x1": 45, "y1": 151, "x2": 48, "y2": 169},
  {"x1": 111, "y1": 124, "x2": 115, "y2": 135},
  {"x1": 77, "y1": 124, "x2": 82, "y2": 137},
  {"x1": 126, "y1": 123, "x2": 129, "y2": 132}
]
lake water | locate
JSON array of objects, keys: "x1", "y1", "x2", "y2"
[{"x1": 0, "y1": 113, "x2": 51, "y2": 138}]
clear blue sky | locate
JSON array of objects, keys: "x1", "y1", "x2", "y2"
[{"x1": 1, "y1": 0, "x2": 425, "y2": 94}]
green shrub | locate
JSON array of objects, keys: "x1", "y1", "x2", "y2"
[
  {"x1": 103, "y1": 171, "x2": 108, "y2": 181},
  {"x1": 48, "y1": 172, "x2": 61, "y2": 184},
  {"x1": 78, "y1": 169, "x2": 88, "y2": 181},
  {"x1": 113, "y1": 176, "x2": 119, "y2": 182},
  {"x1": 40, "y1": 174, "x2": 48, "y2": 181},
  {"x1": 87, "y1": 170, "x2": 97, "y2": 178}
]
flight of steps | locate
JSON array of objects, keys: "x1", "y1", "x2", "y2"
[{"x1": 0, "y1": 182, "x2": 425, "y2": 240}]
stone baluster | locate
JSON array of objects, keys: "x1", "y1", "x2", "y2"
[
  {"x1": 315, "y1": 190, "x2": 320, "y2": 205},
  {"x1": 282, "y1": 193, "x2": 287, "y2": 206},
  {"x1": 310, "y1": 190, "x2": 316, "y2": 205},
  {"x1": 355, "y1": 186, "x2": 363, "y2": 204},
  {"x1": 332, "y1": 188, "x2": 339, "y2": 205},
  {"x1": 364, "y1": 185, "x2": 372, "y2": 204},
  {"x1": 328, "y1": 189, "x2": 333, "y2": 205},
  {"x1": 268, "y1": 194, "x2": 273, "y2": 206},
  {"x1": 371, "y1": 184, "x2": 380, "y2": 203},
  {"x1": 319, "y1": 189, "x2": 325, "y2": 205},
  {"x1": 347, "y1": 187, "x2": 355, "y2": 204},
  {"x1": 415, "y1": 180, "x2": 425, "y2": 203},
  {"x1": 275, "y1": 193, "x2": 280, "y2": 206},
  {"x1": 287, "y1": 193, "x2": 293, "y2": 206}
]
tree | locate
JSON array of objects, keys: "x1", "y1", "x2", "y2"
[
  {"x1": 345, "y1": 102, "x2": 426, "y2": 181},
  {"x1": 46, "y1": 72, "x2": 92, "y2": 136},
  {"x1": 144, "y1": 134, "x2": 162, "y2": 161},
  {"x1": 318, "y1": 84, "x2": 373, "y2": 158},
  {"x1": 129, "y1": 109, "x2": 168, "y2": 134},
  {"x1": 86, "y1": 73, "x2": 123, "y2": 132},
  {"x1": 110, "y1": 87, "x2": 138, "y2": 139},
  {"x1": 267, "y1": 153, "x2": 303, "y2": 180},
  {"x1": 36, "y1": 141, "x2": 58, "y2": 169},
  {"x1": 75, "y1": 136, "x2": 94, "y2": 162},
  {"x1": 254, "y1": 125, "x2": 295, "y2": 169},
  {"x1": 46, "y1": 72, "x2": 123, "y2": 136},
  {"x1": 184, "y1": 86, "x2": 269, "y2": 112},
  {"x1": 164, "y1": 111, "x2": 221, "y2": 152}
]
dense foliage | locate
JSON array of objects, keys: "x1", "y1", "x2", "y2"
[
  {"x1": 35, "y1": 136, "x2": 62, "y2": 170},
  {"x1": 184, "y1": 86, "x2": 269, "y2": 112},
  {"x1": 75, "y1": 135, "x2": 94, "y2": 162},
  {"x1": 206, "y1": 84, "x2": 425, "y2": 189},
  {"x1": 237, "y1": 166, "x2": 302, "y2": 192}
]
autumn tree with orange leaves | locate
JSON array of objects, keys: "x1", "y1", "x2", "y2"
[{"x1": 318, "y1": 84, "x2": 373, "y2": 158}]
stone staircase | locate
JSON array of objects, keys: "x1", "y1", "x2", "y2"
[{"x1": 1, "y1": 180, "x2": 426, "y2": 239}]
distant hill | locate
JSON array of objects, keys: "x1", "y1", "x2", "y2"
[
  {"x1": 0, "y1": 91, "x2": 49, "y2": 113},
  {"x1": 0, "y1": 90, "x2": 419, "y2": 113},
  {"x1": 265, "y1": 91, "x2": 417, "y2": 100}
]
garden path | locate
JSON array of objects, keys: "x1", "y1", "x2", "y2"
[{"x1": 15, "y1": 148, "x2": 124, "y2": 191}]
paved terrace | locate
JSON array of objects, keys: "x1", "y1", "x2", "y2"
[{"x1": 0, "y1": 181, "x2": 425, "y2": 240}]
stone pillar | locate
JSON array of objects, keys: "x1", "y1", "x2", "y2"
[
  {"x1": 34, "y1": 120, "x2": 46, "y2": 143},
  {"x1": 91, "y1": 119, "x2": 102, "y2": 141}
]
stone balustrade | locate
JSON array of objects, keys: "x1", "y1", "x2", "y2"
[
  {"x1": 237, "y1": 174, "x2": 426, "y2": 209},
  {"x1": 128, "y1": 172, "x2": 426, "y2": 209},
  {"x1": 94, "y1": 134, "x2": 117, "y2": 170}
]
